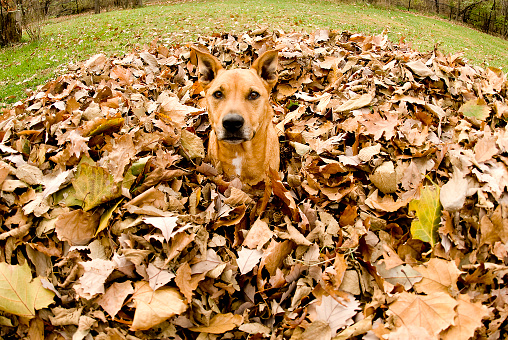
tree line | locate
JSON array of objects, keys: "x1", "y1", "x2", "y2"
[
  {"x1": 1, "y1": 0, "x2": 142, "y2": 45},
  {"x1": 369, "y1": 0, "x2": 508, "y2": 37}
]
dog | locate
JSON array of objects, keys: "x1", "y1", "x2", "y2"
[{"x1": 191, "y1": 46, "x2": 280, "y2": 186}]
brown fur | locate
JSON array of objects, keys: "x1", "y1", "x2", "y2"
[{"x1": 191, "y1": 47, "x2": 280, "y2": 185}]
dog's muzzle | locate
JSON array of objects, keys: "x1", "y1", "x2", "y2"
[{"x1": 220, "y1": 113, "x2": 249, "y2": 144}]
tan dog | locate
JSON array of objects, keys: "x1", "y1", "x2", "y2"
[{"x1": 191, "y1": 47, "x2": 280, "y2": 185}]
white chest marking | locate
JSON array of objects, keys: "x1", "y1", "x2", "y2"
[{"x1": 232, "y1": 155, "x2": 243, "y2": 176}]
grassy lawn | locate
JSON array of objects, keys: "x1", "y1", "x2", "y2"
[{"x1": 1, "y1": 0, "x2": 508, "y2": 104}]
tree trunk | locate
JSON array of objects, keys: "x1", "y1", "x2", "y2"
[
  {"x1": 0, "y1": 10, "x2": 22, "y2": 46},
  {"x1": 95, "y1": 0, "x2": 100, "y2": 14}
]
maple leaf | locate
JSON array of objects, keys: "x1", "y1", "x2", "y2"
[
  {"x1": 440, "y1": 167, "x2": 468, "y2": 211},
  {"x1": 147, "y1": 263, "x2": 175, "y2": 291},
  {"x1": 76, "y1": 259, "x2": 116, "y2": 298},
  {"x1": 0, "y1": 262, "x2": 55, "y2": 318},
  {"x1": 408, "y1": 184, "x2": 442, "y2": 247}
]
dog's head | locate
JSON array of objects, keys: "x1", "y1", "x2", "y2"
[{"x1": 191, "y1": 47, "x2": 278, "y2": 144}]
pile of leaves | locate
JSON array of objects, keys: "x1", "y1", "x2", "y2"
[{"x1": 0, "y1": 28, "x2": 507, "y2": 339}]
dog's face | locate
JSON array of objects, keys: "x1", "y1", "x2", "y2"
[{"x1": 191, "y1": 48, "x2": 278, "y2": 144}]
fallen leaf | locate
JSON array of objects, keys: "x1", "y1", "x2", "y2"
[
  {"x1": 311, "y1": 294, "x2": 361, "y2": 334},
  {"x1": 97, "y1": 281, "x2": 134, "y2": 318},
  {"x1": 237, "y1": 247, "x2": 263, "y2": 274},
  {"x1": 130, "y1": 281, "x2": 187, "y2": 331},
  {"x1": 409, "y1": 184, "x2": 442, "y2": 247},
  {"x1": 388, "y1": 291, "x2": 457, "y2": 337},
  {"x1": 0, "y1": 262, "x2": 55, "y2": 318},
  {"x1": 72, "y1": 158, "x2": 120, "y2": 211},
  {"x1": 188, "y1": 312, "x2": 243, "y2": 334}
]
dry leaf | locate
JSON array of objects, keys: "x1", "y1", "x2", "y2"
[{"x1": 131, "y1": 281, "x2": 187, "y2": 331}]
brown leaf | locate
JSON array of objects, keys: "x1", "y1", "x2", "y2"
[
  {"x1": 130, "y1": 281, "x2": 187, "y2": 331},
  {"x1": 188, "y1": 313, "x2": 243, "y2": 334},
  {"x1": 55, "y1": 209, "x2": 99, "y2": 246},
  {"x1": 388, "y1": 292, "x2": 458, "y2": 337}
]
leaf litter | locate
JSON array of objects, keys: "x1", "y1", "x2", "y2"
[{"x1": 0, "y1": 29, "x2": 507, "y2": 339}]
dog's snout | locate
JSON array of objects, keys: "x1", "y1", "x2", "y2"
[{"x1": 222, "y1": 114, "x2": 244, "y2": 132}]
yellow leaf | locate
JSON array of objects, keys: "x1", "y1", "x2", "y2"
[
  {"x1": 189, "y1": 312, "x2": 244, "y2": 334},
  {"x1": 0, "y1": 263, "x2": 55, "y2": 318},
  {"x1": 87, "y1": 117, "x2": 125, "y2": 137},
  {"x1": 130, "y1": 281, "x2": 187, "y2": 331},
  {"x1": 459, "y1": 98, "x2": 491, "y2": 121},
  {"x1": 409, "y1": 184, "x2": 442, "y2": 247},
  {"x1": 72, "y1": 158, "x2": 121, "y2": 211},
  {"x1": 180, "y1": 129, "x2": 205, "y2": 159},
  {"x1": 96, "y1": 198, "x2": 124, "y2": 236}
]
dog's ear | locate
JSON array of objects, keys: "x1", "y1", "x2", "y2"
[
  {"x1": 190, "y1": 46, "x2": 223, "y2": 87},
  {"x1": 251, "y1": 50, "x2": 278, "y2": 89}
]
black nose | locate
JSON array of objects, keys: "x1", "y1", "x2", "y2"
[{"x1": 222, "y1": 114, "x2": 244, "y2": 132}]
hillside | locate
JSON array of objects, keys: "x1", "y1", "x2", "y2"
[{"x1": 1, "y1": 0, "x2": 508, "y2": 105}]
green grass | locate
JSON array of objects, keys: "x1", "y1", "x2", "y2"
[{"x1": 1, "y1": 0, "x2": 508, "y2": 104}]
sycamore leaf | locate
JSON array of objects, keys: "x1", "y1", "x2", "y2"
[
  {"x1": 0, "y1": 262, "x2": 55, "y2": 318},
  {"x1": 143, "y1": 216, "x2": 179, "y2": 242},
  {"x1": 188, "y1": 312, "x2": 244, "y2": 334},
  {"x1": 388, "y1": 292, "x2": 457, "y2": 337},
  {"x1": 72, "y1": 159, "x2": 121, "y2": 211},
  {"x1": 55, "y1": 209, "x2": 99, "y2": 246},
  {"x1": 131, "y1": 281, "x2": 187, "y2": 331},
  {"x1": 409, "y1": 184, "x2": 442, "y2": 247},
  {"x1": 440, "y1": 294, "x2": 490, "y2": 340},
  {"x1": 414, "y1": 258, "x2": 462, "y2": 295},
  {"x1": 312, "y1": 294, "x2": 361, "y2": 334},
  {"x1": 243, "y1": 218, "x2": 274, "y2": 250}
]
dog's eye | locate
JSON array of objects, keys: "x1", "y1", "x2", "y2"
[
  {"x1": 248, "y1": 91, "x2": 260, "y2": 100},
  {"x1": 212, "y1": 91, "x2": 223, "y2": 99}
]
